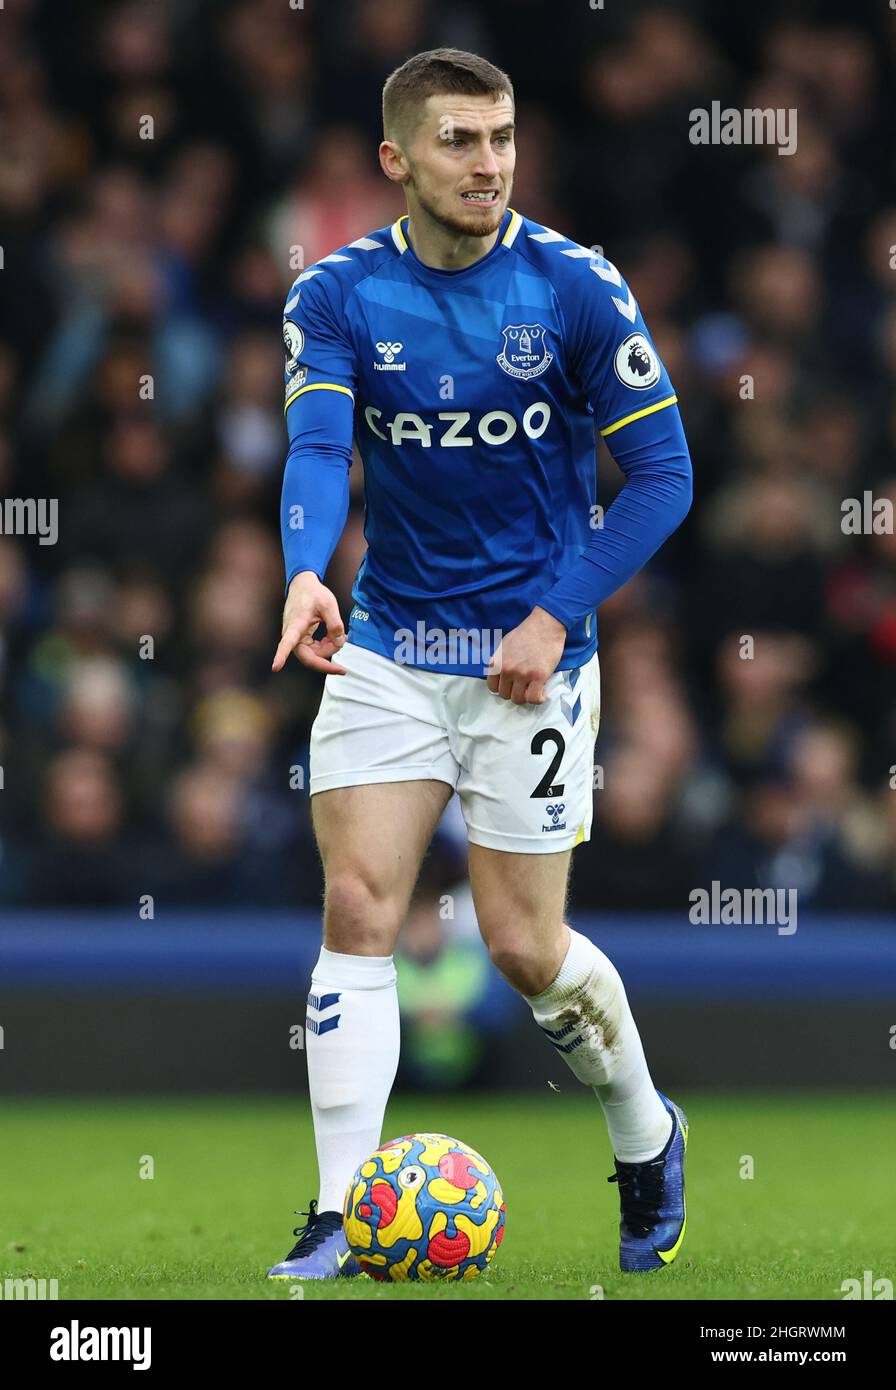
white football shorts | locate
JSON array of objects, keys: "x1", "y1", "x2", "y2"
[{"x1": 309, "y1": 641, "x2": 601, "y2": 854}]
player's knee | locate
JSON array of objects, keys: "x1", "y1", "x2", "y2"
[
  {"x1": 487, "y1": 937, "x2": 556, "y2": 996},
  {"x1": 323, "y1": 871, "x2": 401, "y2": 953}
]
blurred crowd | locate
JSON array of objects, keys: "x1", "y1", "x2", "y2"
[{"x1": 2, "y1": 0, "x2": 896, "y2": 914}]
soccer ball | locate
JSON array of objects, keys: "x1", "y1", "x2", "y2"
[{"x1": 343, "y1": 1132, "x2": 506, "y2": 1281}]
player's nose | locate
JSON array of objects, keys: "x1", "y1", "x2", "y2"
[{"x1": 471, "y1": 141, "x2": 501, "y2": 178}]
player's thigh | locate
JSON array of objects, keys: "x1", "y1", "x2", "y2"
[
  {"x1": 308, "y1": 639, "x2": 459, "y2": 947},
  {"x1": 313, "y1": 777, "x2": 454, "y2": 895},
  {"x1": 313, "y1": 780, "x2": 454, "y2": 952}
]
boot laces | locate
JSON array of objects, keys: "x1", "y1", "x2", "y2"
[{"x1": 607, "y1": 1157, "x2": 666, "y2": 1237}]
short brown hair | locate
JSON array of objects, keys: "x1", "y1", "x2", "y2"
[{"x1": 382, "y1": 48, "x2": 514, "y2": 144}]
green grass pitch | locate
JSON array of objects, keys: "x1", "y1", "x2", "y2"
[{"x1": 4, "y1": 1092, "x2": 892, "y2": 1300}]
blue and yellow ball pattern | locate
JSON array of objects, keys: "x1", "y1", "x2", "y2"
[{"x1": 343, "y1": 1132, "x2": 506, "y2": 1281}]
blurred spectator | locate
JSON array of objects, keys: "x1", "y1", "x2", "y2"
[
  {"x1": 396, "y1": 843, "x2": 511, "y2": 1089},
  {"x1": 9, "y1": 748, "x2": 136, "y2": 906},
  {"x1": 575, "y1": 746, "x2": 698, "y2": 911}
]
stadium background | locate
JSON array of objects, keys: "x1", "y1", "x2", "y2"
[{"x1": 1, "y1": 0, "x2": 895, "y2": 1101}]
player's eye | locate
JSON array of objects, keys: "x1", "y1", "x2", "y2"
[{"x1": 398, "y1": 1165, "x2": 426, "y2": 1191}]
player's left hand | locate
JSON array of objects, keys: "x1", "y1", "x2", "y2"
[{"x1": 486, "y1": 606, "x2": 568, "y2": 704}]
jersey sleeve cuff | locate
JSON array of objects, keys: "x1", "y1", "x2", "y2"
[{"x1": 536, "y1": 596, "x2": 577, "y2": 630}]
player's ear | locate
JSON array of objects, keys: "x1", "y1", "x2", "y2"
[{"x1": 379, "y1": 140, "x2": 409, "y2": 183}]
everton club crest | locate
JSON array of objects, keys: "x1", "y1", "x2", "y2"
[{"x1": 497, "y1": 323, "x2": 553, "y2": 380}]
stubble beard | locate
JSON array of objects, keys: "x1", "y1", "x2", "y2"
[{"x1": 412, "y1": 177, "x2": 508, "y2": 240}]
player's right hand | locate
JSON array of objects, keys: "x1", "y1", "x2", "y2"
[{"x1": 272, "y1": 571, "x2": 348, "y2": 675}]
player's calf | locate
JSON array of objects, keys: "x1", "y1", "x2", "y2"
[{"x1": 523, "y1": 927, "x2": 673, "y2": 1162}]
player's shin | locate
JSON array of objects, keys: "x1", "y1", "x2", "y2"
[
  {"x1": 305, "y1": 946, "x2": 400, "y2": 1212},
  {"x1": 524, "y1": 928, "x2": 672, "y2": 1162}
]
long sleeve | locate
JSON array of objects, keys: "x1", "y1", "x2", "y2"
[
  {"x1": 537, "y1": 252, "x2": 693, "y2": 627},
  {"x1": 279, "y1": 270, "x2": 358, "y2": 591},
  {"x1": 538, "y1": 403, "x2": 692, "y2": 627},
  {"x1": 281, "y1": 388, "x2": 354, "y2": 587}
]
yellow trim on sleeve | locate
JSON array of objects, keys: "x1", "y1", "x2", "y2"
[
  {"x1": 284, "y1": 381, "x2": 355, "y2": 412},
  {"x1": 600, "y1": 394, "x2": 678, "y2": 437}
]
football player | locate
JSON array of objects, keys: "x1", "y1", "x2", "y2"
[{"x1": 268, "y1": 48, "x2": 691, "y2": 1280}]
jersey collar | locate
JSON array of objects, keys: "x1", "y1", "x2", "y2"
[{"x1": 391, "y1": 208, "x2": 522, "y2": 280}]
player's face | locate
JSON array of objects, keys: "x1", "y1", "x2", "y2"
[{"x1": 403, "y1": 93, "x2": 515, "y2": 238}]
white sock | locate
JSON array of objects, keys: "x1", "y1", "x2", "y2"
[
  {"x1": 305, "y1": 946, "x2": 399, "y2": 1212},
  {"x1": 525, "y1": 928, "x2": 672, "y2": 1163}
]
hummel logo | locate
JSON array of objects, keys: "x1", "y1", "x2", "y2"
[
  {"x1": 373, "y1": 341, "x2": 406, "y2": 372},
  {"x1": 541, "y1": 801, "x2": 568, "y2": 834}
]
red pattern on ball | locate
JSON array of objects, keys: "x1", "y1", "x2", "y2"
[
  {"x1": 427, "y1": 1229, "x2": 471, "y2": 1266},
  {"x1": 371, "y1": 1179, "x2": 397, "y2": 1228},
  {"x1": 438, "y1": 1151, "x2": 478, "y2": 1190}
]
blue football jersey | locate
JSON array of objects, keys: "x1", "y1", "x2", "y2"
[{"x1": 281, "y1": 207, "x2": 686, "y2": 676}]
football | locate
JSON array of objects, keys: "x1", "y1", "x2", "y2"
[{"x1": 343, "y1": 1132, "x2": 506, "y2": 1281}]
